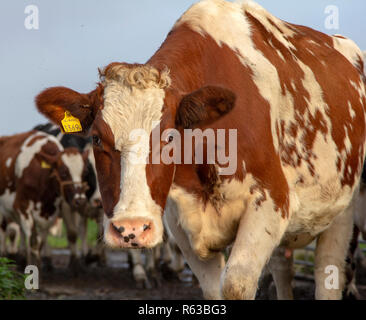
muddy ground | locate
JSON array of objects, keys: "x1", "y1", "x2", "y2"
[
  {"x1": 23, "y1": 249, "x2": 366, "y2": 300},
  {"x1": 25, "y1": 249, "x2": 203, "y2": 300}
]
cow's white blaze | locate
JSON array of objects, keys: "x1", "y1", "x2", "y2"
[
  {"x1": 101, "y1": 65, "x2": 170, "y2": 244},
  {"x1": 61, "y1": 153, "x2": 84, "y2": 184}
]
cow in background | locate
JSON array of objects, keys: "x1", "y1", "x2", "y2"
[
  {"x1": 34, "y1": 123, "x2": 105, "y2": 268},
  {"x1": 0, "y1": 130, "x2": 89, "y2": 268}
]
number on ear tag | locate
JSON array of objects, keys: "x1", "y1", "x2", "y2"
[{"x1": 61, "y1": 111, "x2": 82, "y2": 133}]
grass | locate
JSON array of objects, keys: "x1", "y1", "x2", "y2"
[
  {"x1": 47, "y1": 219, "x2": 99, "y2": 249},
  {"x1": 0, "y1": 257, "x2": 26, "y2": 300},
  {"x1": 294, "y1": 250, "x2": 315, "y2": 275}
]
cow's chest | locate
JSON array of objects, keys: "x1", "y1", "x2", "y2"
[{"x1": 168, "y1": 179, "x2": 251, "y2": 259}]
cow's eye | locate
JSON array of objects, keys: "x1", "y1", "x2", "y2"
[{"x1": 92, "y1": 135, "x2": 101, "y2": 147}]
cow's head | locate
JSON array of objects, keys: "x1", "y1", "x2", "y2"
[
  {"x1": 35, "y1": 63, "x2": 236, "y2": 248},
  {"x1": 57, "y1": 147, "x2": 90, "y2": 211},
  {"x1": 39, "y1": 146, "x2": 90, "y2": 211}
]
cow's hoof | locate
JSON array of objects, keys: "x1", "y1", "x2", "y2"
[
  {"x1": 148, "y1": 269, "x2": 163, "y2": 288},
  {"x1": 41, "y1": 256, "x2": 54, "y2": 272},
  {"x1": 83, "y1": 251, "x2": 98, "y2": 265},
  {"x1": 160, "y1": 262, "x2": 180, "y2": 281},
  {"x1": 84, "y1": 251, "x2": 107, "y2": 268},
  {"x1": 343, "y1": 285, "x2": 361, "y2": 300},
  {"x1": 69, "y1": 256, "x2": 85, "y2": 275},
  {"x1": 136, "y1": 278, "x2": 152, "y2": 290},
  {"x1": 97, "y1": 256, "x2": 107, "y2": 268}
]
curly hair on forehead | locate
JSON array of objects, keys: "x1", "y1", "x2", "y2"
[{"x1": 99, "y1": 62, "x2": 171, "y2": 90}]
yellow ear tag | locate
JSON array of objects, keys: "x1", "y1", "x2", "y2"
[
  {"x1": 61, "y1": 111, "x2": 82, "y2": 133},
  {"x1": 41, "y1": 161, "x2": 51, "y2": 169}
]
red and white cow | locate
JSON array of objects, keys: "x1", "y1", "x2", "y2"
[
  {"x1": 35, "y1": 0, "x2": 366, "y2": 299},
  {"x1": 0, "y1": 130, "x2": 89, "y2": 267}
]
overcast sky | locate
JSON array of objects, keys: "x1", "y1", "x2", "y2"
[{"x1": 1, "y1": 0, "x2": 365, "y2": 135}]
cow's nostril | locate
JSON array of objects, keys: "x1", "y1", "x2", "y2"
[
  {"x1": 128, "y1": 233, "x2": 135, "y2": 239},
  {"x1": 123, "y1": 236, "x2": 130, "y2": 243},
  {"x1": 112, "y1": 223, "x2": 125, "y2": 234}
]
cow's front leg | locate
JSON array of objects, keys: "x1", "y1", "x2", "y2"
[
  {"x1": 40, "y1": 227, "x2": 53, "y2": 271},
  {"x1": 18, "y1": 213, "x2": 37, "y2": 266},
  {"x1": 29, "y1": 223, "x2": 42, "y2": 268},
  {"x1": 314, "y1": 204, "x2": 353, "y2": 300},
  {"x1": 221, "y1": 200, "x2": 289, "y2": 300},
  {"x1": 6, "y1": 223, "x2": 20, "y2": 255},
  {"x1": 0, "y1": 217, "x2": 5, "y2": 256},
  {"x1": 0, "y1": 229, "x2": 5, "y2": 256},
  {"x1": 145, "y1": 247, "x2": 162, "y2": 287},
  {"x1": 164, "y1": 205, "x2": 225, "y2": 300},
  {"x1": 79, "y1": 215, "x2": 88, "y2": 257},
  {"x1": 268, "y1": 247, "x2": 294, "y2": 300},
  {"x1": 129, "y1": 249, "x2": 151, "y2": 289},
  {"x1": 61, "y1": 203, "x2": 82, "y2": 273},
  {"x1": 95, "y1": 213, "x2": 107, "y2": 266}
]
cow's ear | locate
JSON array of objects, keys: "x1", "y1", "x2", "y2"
[
  {"x1": 35, "y1": 85, "x2": 103, "y2": 135},
  {"x1": 175, "y1": 86, "x2": 236, "y2": 129}
]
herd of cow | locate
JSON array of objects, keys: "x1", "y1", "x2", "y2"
[
  {"x1": 0, "y1": 123, "x2": 185, "y2": 288},
  {"x1": 1, "y1": 0, "x2": 366, "y2": 299}
]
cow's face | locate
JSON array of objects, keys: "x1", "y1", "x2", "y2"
[
  {"x1": 55, "y1": 148, "x2": 89, "y2": 211},
  {"x1": 35, "y1": 63, "x2": 235, "y2": 249}
]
